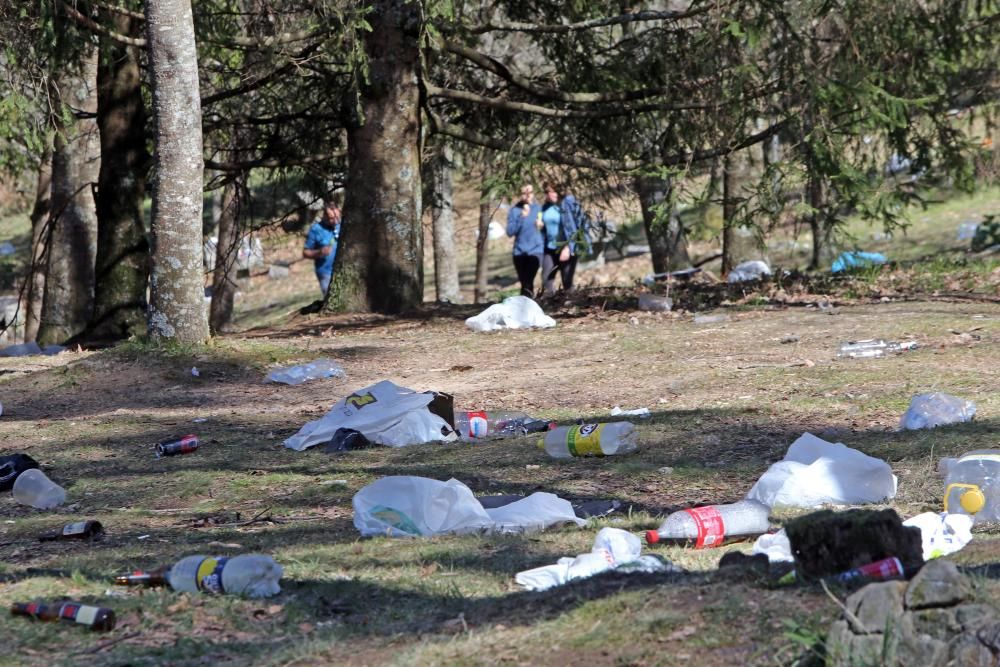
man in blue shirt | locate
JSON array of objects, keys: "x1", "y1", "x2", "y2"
[{"x1": 302, "y1": 199, "x2": 341, "y2": 296}]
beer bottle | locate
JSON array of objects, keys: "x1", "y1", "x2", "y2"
[
  {"x1": 114, "y1": 568, "x2": 168, "y2": 587},
  {"x1": 10, "y1": 601, "x2": 116, "y2": 631},
  {"x1": 38, "y1": 520, "x2": 104, "y2": 542}
]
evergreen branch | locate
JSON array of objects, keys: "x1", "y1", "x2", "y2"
[
  {"x1": 60, "y1": 1, "x2": 146, "y2": 47},
  {"x1": 462, "y1": 6, "x2": 713, "y2": 35},
  {"x1": 204, "y1": 152, "x2": 344, "y2": 171},
  {"x1": 92, "y1": 1, "x2": 144, "y2": 21},
  {"x1": 203, "y1": 27, "x2": 332, "y2": 49},
  {"x1": 201, "y1": 43, "x2": 322, "y2": 107}
]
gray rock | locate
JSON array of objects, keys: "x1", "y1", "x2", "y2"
[
  {"x1": 905, "y1": 560, "x2": 969, "y2": 610},
  {"x1": 949, "y1": 634, "x2": 998, "y2": 667},
  {"x1": 847, "y1": 581, "x2": 907, "y2": 634},
  {"x1": 978, "y1": 622, "x2": 1000, "y2": 653},
  {"x1": 911, "y1": 607, "x2": 961, "y2": 642},
  {"x1": 826, "y1": 619, "x2": 895, "y2": 667},
  {"x1": 894, "y1": 630, "x2": 947, "y2": 667},
  {"x1": 958, "y1": 604, "x2": 998, "y2": 631}
]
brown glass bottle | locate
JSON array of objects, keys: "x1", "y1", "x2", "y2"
[
  {"x1": 38, "y1": 520, "x2": 104, "y2": 542},
  {"x1": 114, "y1": 568, "x2": 168, "y2": 587},
  {"x1": 10, "y1": 601, "x2": 116, "y2": 631}
]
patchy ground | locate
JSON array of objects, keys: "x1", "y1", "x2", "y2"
[{"x1": 0, "y1": 292, "x2": 997, "y2": 666}]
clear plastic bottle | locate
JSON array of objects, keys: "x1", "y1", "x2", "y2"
[
  {"x1": 166, "y1": 554, "x2": 283, "y2": 598},
  {"x1": 455, "y1": 410, "x2": 551, "y2": 439},
  {"x1": 645, "y1": 500, "x2": 771, "y2": 548},
  {"x1": 538, "y1": 422, "x2": 638, "y2": 458},
  {"x1": 942, "y1": 449, "x2": 999, "y2": 524},
  {"x1": 836, "y1": 339, "x2": 918, "y2": 359}
]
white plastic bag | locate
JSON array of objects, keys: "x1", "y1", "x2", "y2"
[
  {"x1": 727, "y1": 260, "x2": 772, "y2": 283},
  {"x1": 515, "y1": 528, "x2": 674, "y2": 591},
  {"x1": 266, "y1": 359, "x2": 345, "y2": 385},
  {"x1": 352, "y1": 476, "x2": 584, "y2": 537},
  {"x1": 899, "y1": 392, "x2": 976, "y2": 430},
  {"x1": 746, "y1": 433, "x2": 897, "y2": 508},
  {"x1": 465, "y1": 296, "x2": 556, "y2": 332},
  {"x1": 284, "y1": 380, "x2": 455, "y2": 451},
  {"x1": 902, "y1": 512, "x2": 974, "y2": 560},
  {"x1": 751, "y1": 529, "x2": 794, "y2": 563}
]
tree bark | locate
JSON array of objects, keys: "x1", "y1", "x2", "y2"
[
  {"x1": 474, "y1": 188, "x2": 491, "y2": 304},
  {"x1": 430, "y1": 141, "x2": 460, "y2": 303},
  {"x1": 88, "y1": 11, "x2": 150, "y2": 342},
  {"x1": 325, "y1": 0, "x2": 423, "y2": 314},
  {"x1": 721, "y1": 154, "x2": 737, "y2": 275},
  {"x1": 24, "y1": 148, "x2": 52, "y2": 343},
  {"x1": 807, "y1": 171, "x2": 834, "y2": 270},
  {"x1": 144, "y1": 0, "x2": 209, "y2": 342},
  {"x1": 209, "y1": 179, "x2": 239, "y2": 333},
  {"x1": 38, "y1": 50, "x2": 100, "y2": 346},
  {"x1": 635, "y1": 174, "x2": 690, "y2": 273}
]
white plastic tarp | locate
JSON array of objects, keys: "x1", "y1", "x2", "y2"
[
  {"x1": 465, "y1": 296, "x2": 556, "y2": 332},
  {"x1": 352, "y1": 476, "x2": 585, "y2": 537},
  {"x1": 746, "y1": 433, "x2": 897, "y2": 508},
  {"x1": 515, "y1": 528, "x2": 676, "y2": 591},
  {"x1": 284, "y1": 380, "x2": 455, "y2": 451}
]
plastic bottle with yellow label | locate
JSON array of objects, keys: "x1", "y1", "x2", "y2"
[
  {"x1": 942, "y1": 449, "x2": 999, "y2": 524},
  {"x1": 166, "y1": 554, "x2": 283, "y2": 597},
  {"x1": 538, "y1": 422, "x2": 638, "y2": 458}
]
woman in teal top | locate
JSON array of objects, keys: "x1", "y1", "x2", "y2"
[{"x1": 540, "y1": 181, "x2": 581, "y2": 296}]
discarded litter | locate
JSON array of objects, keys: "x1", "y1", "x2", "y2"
[
  {"x1": 727, "y1": 260, "x2": 772, "y2": 283},
  {"x1": 832, "y1": 557, "x2": 905, "y2": 584},
  {"x1": 12, "y1": 469, "x2": 66, "y2": 509},
  {"x1": 267, "y1": 263, "x2": 290, "y2": 280},
  {"x1": 191, "y1": 367, "x2": 200, "y2": 377},
  {"x1": 0, "y1": 342, "x2": 42, "y2": 357},
  {"x1": 899, "y1": 392, "x2": 976, "y2": 430},
  {"x1": 38, "y1": 520, "x2": 104, "y2": 542},
  {"x1": 477, "y1": 495, "x2": 621, "y2": 519},
  {"x1": 831, "y1": 250, "x2": 887, "y2": 273},
  {"x1": 324, "y1": 428, "x2": 371, "y2": 454},
  {"x1": 10, "y1": 601, "x2": 115, "y2": 631},
  {"x1": 167, "y1": 554, "x2": 283, "y2": 597},
  {"x1": 746, "y1": 433, "x2": 898, "y2": 508},
  {"x1": 646, "y1": 500, "x2": 770, "y2": 548},
  {"x1": 284, "y1": 380, "x2": 457, "y2": 451},
  {"x1": 941, "y1": 449, "x2": 999, "y2": 523},
  {"x1": 352, "y1": 476, "x2": 585, "y2": 537},
  {"x1": 515, "y1": 527, "x2": 678, "y2": 591},
  {"x1": 465, "y1": 295, "x2": 556, "y2": 332},
  {"x1": 0, "y1": 241, "x2": 15, "y2": 256},
  {"x1": 752, "y1": 529, "x2": 793, "y2": 563},
  {"x1": 0, "y1": 454, "x2": 40, "y2": 492},
  {"x1": 454, "y1": 410, "x2": 552, "y2": 439},
  {"x1": 266, "y1": 359, "x2": 345, "y2": 385},
  {"x1": 115, "y1": 569, "x2": 168, "y2": 587},
  {"x1": 637, "y1": 293, "x2": 672, "y2": 312},
  {"x1": 693, "y1": 313, "x2": 730, "y2": 325},
  {"x1": 957, "y1": 221, "x2": 980, "y2": 241},
  {"x1": 610, "y1": 406, "x2": 651, "y2": 418},
  {"x1": 539, "y1": 422, "x2": 638, "y2": 458},
  {"x1": 902, "y1": 512, "x2": 974, "y2": 560},
  {"x1": 836, "y1": 339, "x2": 917, "y2": 359},
  {"x1": 642, "y1": 267, "x2": 702, "y2": 284},
  {"x1": 155, "y1": 435, "x2": 200, "y2": 458}
]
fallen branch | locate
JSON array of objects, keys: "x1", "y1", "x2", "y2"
[{"x1": 74, "y1": 631, "x2": 141, "y2": 655}]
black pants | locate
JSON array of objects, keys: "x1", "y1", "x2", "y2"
[
  {"x1": 512, "y1": 254, "x2": 542, "y2": 298},
  {"x1": 542, "y1": 249, "x2": 578, "y2": 295}
]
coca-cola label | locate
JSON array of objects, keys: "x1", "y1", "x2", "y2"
[
  {"x1": 837, "y1": 557, "x2": 904, "y2": 582},
  {"x1": 685, "y1": 506, "x2": 726, "y2": 548},
  {"x1": 196, "y1": 557, "x2": 229, "y2": 594},
  {"x1": 63, "y1": 522, "x2": 88, "y2": 536},
  {"x1": 566, "y1": 424, "x2": 604, "y2": 456},
  {"x1": 466, "y1": 411, "x2": 489, "y2": 437}
]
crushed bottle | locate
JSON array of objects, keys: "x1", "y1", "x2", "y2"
[
  {"x1": 646, "y1": 500, "x2": 771, "y2": 548},
  {"x1": 836, "y1": 339, "x2": 917, "y2": 359},
  {"x1": 539, "y1": 422, "x2": 638, "y2": 458},
  {"x1": 266, "y1": 359, "x2": 345, "y2": 385},
  {"x1": 900, "y1": 392, "x2": 976, "y2": 430},
  {"x1": 167, "y1": 554, "x2": 282, "y2": 598}
]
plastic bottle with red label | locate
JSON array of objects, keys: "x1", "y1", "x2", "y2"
[
  {"x1": 454, "y1": 410, "x2": 552, "y2": 440},
  {"x1": 538, "y1": 422, "x2": 638, "y2": 458},
  {"x1": 646, "y1": 500, "x2": 771, "y2": 548}
]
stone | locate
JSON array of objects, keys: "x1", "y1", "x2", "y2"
[
  {"x1": 949, "y1": 634, "x2": 998, "y2": 667},
  {"x1": 977, "y1": 622, "x2": 1000, "y2": 653},
  {"x1": 905, "y1": 560, "x2": 969, "y2": 610},
  {"x1": 957, "y1": 604, "x2": 998, "y2": 631},
  {"x1": 846, "y1": 581, "x2": 907, "y2": 634},
  {"x1": 911, "y1": 607, "x2": 962, "y2": 641},
  {"x1": 825, "y1": 619, "x2": 894, "y2": 667},
  {"x1": 894, "y1": 631, "x2": 948, "y2": 667}
]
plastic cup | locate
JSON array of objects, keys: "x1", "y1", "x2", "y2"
[{"x1": 12, "y1": 469, "x2": 66, "y2": 509}]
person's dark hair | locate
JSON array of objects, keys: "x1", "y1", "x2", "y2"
[{"x1": 542, "y1": 181, "x2": 561, "y2": 194}]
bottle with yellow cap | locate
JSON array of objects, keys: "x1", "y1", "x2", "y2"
[
  {"x1": 942, "y1": 449, "x2": 999, "y2": 524},
  {"x1": 538, "y1": 422, "x2": 638, "y2": 458}
]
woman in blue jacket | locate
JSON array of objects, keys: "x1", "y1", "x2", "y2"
[
  {"x1": 540, "y1": 181, "x2": 581, "y2": 296},
  {"x1": 506, "y1": 183, "x2": 544, "y2": 297}
]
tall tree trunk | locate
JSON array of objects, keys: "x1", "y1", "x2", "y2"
[
  {"x1": 24, "y1": 148, "x2": 52, "y2": 343},
  {"x1": 635, "y1": 174, "x2": 690, "y2": 273},
  {"x1": 209, "y1": 179, "x2": 240, "y2": 333},
  {"x1": 326, "y1": 0, "x2": 422, "y2": 313},
  {"x1": 807, "y1": 172, "x2": 833, "y2": 270},
  {"x1": 89, "y1": 11, "x2": 150, "y2": 342},
  {"x1": 721, "y1": 154, "x2": 737, "y2": 276},
  {"x1": 144, "y1": 0, "x2": 209, "y2": 342},
  {"x1": 431, "y1": 142, "x2": 460, "y2": 303},
  {"x1": 38, "y1": 51, "x2": 100, "y2": 346},
  {"x1": 474, "y1": 186, "x2": 491, "y2": 304}
]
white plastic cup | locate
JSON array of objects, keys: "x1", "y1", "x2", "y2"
[{"x1": 12, "y1": 469, "x2": 66, "y2": 509}]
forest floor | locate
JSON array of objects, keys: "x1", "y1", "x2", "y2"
[{"x1": 0, "y1": 188, "x2": 998, "y2": 666}]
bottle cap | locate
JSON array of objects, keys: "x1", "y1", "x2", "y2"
[
  {"x1": 645, "y1": 530, "x2": 660, "y2": 545},
  {"x1": 960, "y1": 487, "x2": 986, "y2": 514}
]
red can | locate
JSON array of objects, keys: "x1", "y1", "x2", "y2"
[
  {"x1": 155, "y1": 435, "x2": 200, "y2": 458},
  {"x1": 834, "y1": 557, "x2": 904, "y2": 583}
]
